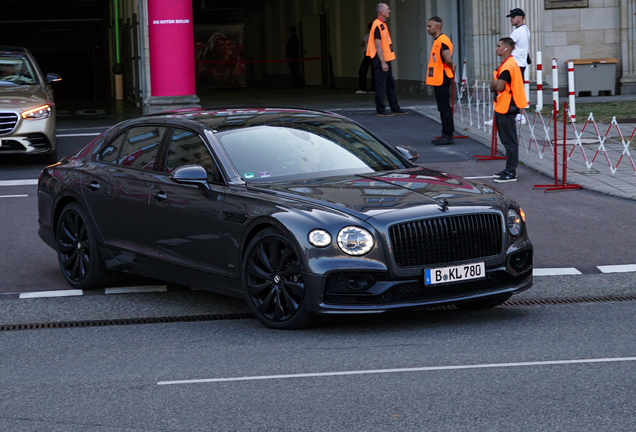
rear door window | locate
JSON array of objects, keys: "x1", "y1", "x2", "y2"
[{"x1": 117, "y1": 126, "x2": 166, "y2": 170}]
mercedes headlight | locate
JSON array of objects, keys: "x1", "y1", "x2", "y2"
[
  {"x1": 507, "y1": 209, "x2": 522, "y2": 236},
  {"x1": 21, "y1": 104, "x2": 51, "y2": 120},
  {"x1": 337, "y1": 226, "x2": 374, "y2": 256}
]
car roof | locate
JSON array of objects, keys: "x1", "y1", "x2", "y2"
[
  {"x1": 143, "y1": 107, "x2": 347, "y2": 131},
  {"x1": 0, "y1": 46, "x2": 27, "y2": 55}
]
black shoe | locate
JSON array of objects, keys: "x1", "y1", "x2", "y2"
[
  {"x1": 392, "y1": 109, "x2": 409, "y2": 115},
  {"x1": 377, "y1": 111, "x2": 395, "y2": 117},
  {"x1": 493, "y1": 171, "x2": 517, "y2": 183},
  {"x1": 434, "y1": 135, "x2": 455, "y2": 145},
  {"x1": 493, "y1": 170, "x2": 506, "y2": 178}
]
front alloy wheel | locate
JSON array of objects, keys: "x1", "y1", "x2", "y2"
[{"x1": 243, "y1": 228, "x2": 317, "y2": 329}]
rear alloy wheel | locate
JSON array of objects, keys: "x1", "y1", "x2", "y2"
[
  {"x1": 242, "y1": 228, "x2": 318, "y2": 330},
  {"x1": 455, "y1": 293, "x2": 512, "y2": 310},
  {"x1": 56, "y1": 202, "x2": 116, "y2": 289}
]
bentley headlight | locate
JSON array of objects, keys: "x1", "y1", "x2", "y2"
[
  {"x1": 21, "y1": 104, "x2": 51, "y2": 120},
  {"x1": 308, "y1": 229, "x2": 332, "y2": 247},
  {"x1": 507, "y1": 209, "x2": 522, "y2": 236},
  {"x1": 337, "y1": 226, "x2": 374, "y2": 256}
]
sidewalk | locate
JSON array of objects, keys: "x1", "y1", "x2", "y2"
[{"x1": 414, "y1": 100, "x2": 636, "y2": 201}]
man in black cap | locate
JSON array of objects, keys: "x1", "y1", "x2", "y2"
[
  {"x1": 507, "y1": 8, "x2": 530, "y2": 78},
  {"x1": 507, "y1": 8, "x2": 530, "y2": 123}
]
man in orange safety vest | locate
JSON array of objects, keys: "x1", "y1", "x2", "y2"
[
  {"x1": 426, "y1": 17, "x2": 457, "y2": 145},
  {"x1": 366, "y1": 3, "x2": 408, "y2": 116},
  {"x1": 490, "y1": 37, "x2": 528, "y2": 183}
]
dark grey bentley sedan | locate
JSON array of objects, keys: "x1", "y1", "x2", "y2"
[{"x1": 37, "y1": 108, "x2": 533, "y2": 329}]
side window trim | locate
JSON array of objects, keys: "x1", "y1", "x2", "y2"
[{"x1": 93, "y1": 130, "x2": 128, "y2": 164}]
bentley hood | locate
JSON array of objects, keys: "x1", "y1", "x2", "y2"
[{"x1": 253, "y1": 167, "x2": 506, "y2": 220}]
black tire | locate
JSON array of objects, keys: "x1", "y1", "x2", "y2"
[
  {"x1": 455, "y1": 293, "x2": 512, "y2": 310},
  {"x1": 55, "y1": 202, "x2": 117, "y2": 289},
  {"x1": 242, "y1": 227, "x2": 318, "y2": 330}
]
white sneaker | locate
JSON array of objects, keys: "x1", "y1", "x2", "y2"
[
  {"x1": 516, "y1": 114, "x2": 526, "y2": 124},
  {"x1": 355, "y1": 90, "x2": 367, "y2": 94}
]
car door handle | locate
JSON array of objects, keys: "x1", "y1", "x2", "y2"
[
  {"x1": 153, "y1": 191, "x2": 168, "y2": 201},
  {"x1": 86, "y1": 181, "x2": 101, "y2": 191}
]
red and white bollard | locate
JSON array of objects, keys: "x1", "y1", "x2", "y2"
[
  {"x1": 536, "y1": 51, "x2": 543, "y2": 112},
  {"x1": 462, "y1": 58, "x2": 468, "y2": 96},
  {"x1": 524, "y1": 65, "x2": 530, "y2": 108},
  {"x1": 567, "y1": 60, "x2": 576, "y2": 123},
  {"x1": 552, "y1": 58, "x2": 559, "y2": 116}
]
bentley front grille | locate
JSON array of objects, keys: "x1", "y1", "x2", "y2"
[{"x1": 389, "y1": 213, "x2": 503, "y2": 267}]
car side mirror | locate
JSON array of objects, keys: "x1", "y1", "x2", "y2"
[
  {"x1": 46, "y1": 73, "x2": 62, "y2": 84},
  {"x1": 395, "y1": 145, "x2": 419, "y2": 163},
  {"x1": 170, "y1": 164, "x2": 211, "y2": 194}
]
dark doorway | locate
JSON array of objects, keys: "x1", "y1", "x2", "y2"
[{"x1": 0, "y1": 0, "x2": 109, "y2": 101}]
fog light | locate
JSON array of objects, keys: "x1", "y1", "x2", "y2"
[{"x1": 347, "y1": 275, "x2": 369, "y2": 290}]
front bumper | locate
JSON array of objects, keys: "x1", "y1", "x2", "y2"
[
  {"x1": 0, "y1": 110, "x2": 56, "y2": 155},
  {"x1": 305, "y1": 248, "x2": 533, "y2": 314}
]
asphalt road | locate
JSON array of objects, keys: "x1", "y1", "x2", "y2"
[{"x1": 2, "y1": 301, "x2": 636, "y2": 431}]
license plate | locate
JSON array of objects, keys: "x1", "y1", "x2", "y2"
[{"x1": 425, "y1": 262, "x2": 485, "y2": 285}]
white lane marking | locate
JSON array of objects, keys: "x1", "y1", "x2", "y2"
[
  {"x1": 465, "y1": 176, "x2": 495, "y2": 179},
  {"x1": 157, "y1": 356, "x2": 636, "y2": 386},
  {"x1": 0, "y1": 179, "x2": 38, "y2": 186},
  {"x1": 56, "y1": 133, "x2": 101, "y2": 137},
  {"x1": 105, "y1": 286, "x2": 168, "y2": 295},
  {"x1": 19, "y1": 289, "x2": 84, "y2": 299},
  {"x1": 0, "y1": 194, "x2": 28, "y2": 198},
  {"x1": 533, "y1": 268, "x2": 582, "y2": 276},
  {"x1": 598, "y1": 264, "x2": 636, "y2": 274}
]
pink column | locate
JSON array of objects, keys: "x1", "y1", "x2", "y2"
[{"x1": 148, "y1": 0, "x2": 195, "y2": 96}]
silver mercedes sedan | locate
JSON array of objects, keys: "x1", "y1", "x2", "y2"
[{"x1": 0, "y1": 46, "x2": 61, "y2": 164}]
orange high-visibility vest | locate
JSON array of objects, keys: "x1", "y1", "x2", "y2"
[
  {"x1": 493, "y1": 56, "x2": 528, "y2": 114},
  {"x1": 426, "y1": 34, "x2": 454, "y2": 86},
  {"x1": 366, "y1": 18, "x2": 396, "y2": 62}
]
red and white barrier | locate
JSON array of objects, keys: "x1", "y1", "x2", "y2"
[
  {"x1": 451, "y1": 54, "x2": 636, "y2": 181},
  {"x1": 566, "y1": 112, "x2": 636, "y2": 175},
  {"x1": 534, "y1": 102, "x2": 583, "y2": 192}
]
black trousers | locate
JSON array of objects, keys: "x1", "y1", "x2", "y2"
[
  {"x1": 434, "y1": 75, "x2": 454, "y2": 136},
  {"x1": 372, "y1": 57, "x2": 400, "y2": 113},
  {"x1": 358, "y1": 55, "x2": 375, "y2": 92},
  {"x1": 495, "y1": 111, "x2": 519, "y2": 173}
]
